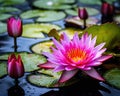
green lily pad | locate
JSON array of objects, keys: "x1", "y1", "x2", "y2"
[
  {"x1": 27, "y1": 69, "x2": 79, "y2": 87},
  {"x1": 31, "y1": 41, "x2": 53, "y2": 54},
  {"x1": 22, "y1": 23, "x2": 61, "y2": 38},
  {"x1": 59, "y1": 28, "x2": 83, "y2": 39},
  {"x1": 78, "y1": 0, "x2": 115, "y2": 5},
  {"x1": 0, "y1": 61, "x2": 7, "y2": 78},
  {"x1": 0, "y1": 13, "x2": 12, "y2": 20},
  {"x1": 0, "y1": 22, "x2": 7, "y2": 34},
  {"x1": 20, "y1": 10, "x2": 66, "y2": 22},
  {"x1": 65, "y1": 7, "x2": 99, "y2": 16},
  {"x1": 33, "y1": 0, "x2": 75, "y2": 10},
  {"x1": 114, "y1": 15, "x2": 120, "y2": 24},
  {"x1": 84, "y1": 23, "x2": 120, "y2": 50},
  {"x1": 0, "y1": 52, "x2": 47, "y2": 72},
  {"x1": 104, "y1": 68, "x2": 120, "y2": 89},
  {"x1": 0, "y1": 7, "x2": 21, "y2": 13},
  {"x1": 0, "y1": 0, "x2": 26, "y2": 6}
]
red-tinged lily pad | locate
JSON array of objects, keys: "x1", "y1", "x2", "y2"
[
  {"x1": 22, "y1": 23, "x2": 61, "y2": 38},
  {"x1": 33, "y1": 0, "x2": 75, "y2": 10},
  {"x1": 0, "y1": 52, "x2": 47, "y2": 72},
  {"x1": 59, "y1": 28, "x2": 83, "y2": 39},
  {"x1": 20, "y1": 10, "x2": 66, "y2": 22},
  {"x1": 31, "y1": 41, "x2": 53, "y2": 54},
  {"x1": 65, "y1": 16, "x2": 99, "y2": 28},
  {"x1": 84, "y1": 23, "x2": 120, "y2": 51},
  {"x1": 27, "y1": 69, "x2": 79, "y2": 87},
  {"x1": 104, "y1": 68, "x2": 120, "y2": 89},
  {"x1": 0, "y1": 61, "x2": 7, "y2": 78},
  {"x1": 65, "y1": 7, "x2": 99, "y2": 16}
]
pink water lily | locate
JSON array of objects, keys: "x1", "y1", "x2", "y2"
[
  {"x1": 7, "y1": 16, "x2": 22, "y2": 37},
  {"x1": 7, "y1": 54, "x2": 24, "y2": 79},
  {"x1": 39, "y1": 32, "x2": 112, "y2": 83}
]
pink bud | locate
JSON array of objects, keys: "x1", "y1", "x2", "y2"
[
  {"x1": 78, "y1": 8, "x2": 88, "y2": 20},
  {"x1": 7, "y1": 54, "x2": 24, "y2": 79},
  {"x1": 7, "y1": 17, "x2": 22, "y2": 37},
  {"x1": 101, "y1": 2, "x2": 114, "y2": 16}
]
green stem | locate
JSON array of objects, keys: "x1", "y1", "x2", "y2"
[
  {"x1": 14, "y1": 37, "x2": 17, "y2": 52},
  {"x1": 83, "y1": 19, "x2": 86, "y2": 29},
  {"x1": 14, "y1": 78, "x2": 19, "y2": 85}
]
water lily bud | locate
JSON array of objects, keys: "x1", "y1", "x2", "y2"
[
  {"x1": 7, "y1": 17, "x2": 22, "y2": 37},
  {"x1": 101, "y1": 2, "x2": 114, "y2": 16},
  {"x1": 7, "y1": 54, "x2": 24, "y2": 79},
  {"x1": 78, "y1": 8, "x2": 88, "y2": 20}
]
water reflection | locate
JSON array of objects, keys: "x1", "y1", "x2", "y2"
[{"x1": 8, "y1": 84, "x2": 25, "y2": 96}]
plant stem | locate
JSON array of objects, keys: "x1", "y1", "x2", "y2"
[
  {"x1": 83, "y1": 19, "x2": 86, "y2": 29},
  {"x1": 14, "y1": 78, "x2": 19, "y2": 85},
  {"x1": 14, "y1": 37, "x2": 17, "y2": 52}
]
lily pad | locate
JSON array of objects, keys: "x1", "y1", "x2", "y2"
[
  {"x1": 0, "y1": 13, "x2": 12, "y2": 20},
  {"x1": 20, "y1": 10, "x2": 66, "y2": 22},
  {"x1": 0, "y1": 61, "x2": 7, "y2": 78},
  {"x1": 59, "y1": 28, "x2": 83, "y2": 39},
  {"x1": 84, "y1": 23, "x2": 120, "y2": 50},
  {"x1": 33, "y1": 0, "x2": 75, "y2": 10},
  {"x1": 0, "y1": 52, "x2": 47, "y2": 72},
  {"x1": 65, "y1": 16, "x2": 99, "y2": 28},
  {"x1": 114, "y1": 15, "x2": 120, "y2": 24},
  {"x1": 31, "y1": 41, "x2": 53, "y2": 54},
  {"x1": 22, "y1": 23, "x2": 61, "y2": 38},
  {"x1": 0, "y1": 7, "x2": 21, "y2": 13},
  {"x1": 27, "y1": 69, "x2": 79, "y2": 87},
  {"x1": 65, "y1": 7, "x2": 99, "y2": 16},
  {"x1": 78, "y1": 0, "x2": 116, "y2": 5},
  {"x1": 0, "y1": 0, "x2": 26, "y2": 6},
  {"x1": 0, "y1": 22, "x2": 7, "y2": 34},
  {"x1": 104, "y1": 68, "x2": 120, "y2": 89}
]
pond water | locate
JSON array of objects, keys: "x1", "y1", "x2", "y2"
[{"x1": 0, "y1": 0, "x2": 120, "y2": 96}]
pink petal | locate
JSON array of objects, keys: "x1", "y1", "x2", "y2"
[
  {"x1": 38, "y1": 62, "x2": 57, "y2": 69},
  {"x1": 54, "y1": 65, "x2": 65, "y2": 72},
  {"x1": 83, "y1": 67, "x2": 104, "y2": 81},
  {"x1": 96, "y1": 55, "x2": 112, "y2": 62},
  {"x1": 58, "y1": 69, "x2": 78, "y2": 83}
]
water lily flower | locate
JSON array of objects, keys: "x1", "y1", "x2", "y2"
[
  {"x1": 78, "y1": 8, "x2": 88, "y2": 29},
  {"x1": 7, "y1": 16, "x2": 23, "y2": 52},
  {"x1": 7, "y1": 16, "x2": 22, "y2": 37},
  {"x1": 101, "y1": 2, "x2": 114, "y2": 16},
  {"x1": 39, "y1": 32, "x2": 112, "y2": 83},
  {"x1": 78, "y1": 8, "x2": 88, "y2": 20},
  {"x1": 7, "y1": 54, "x2": 24, "y2": 79}
]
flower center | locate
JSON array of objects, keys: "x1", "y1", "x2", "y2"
[{"x1": 67, "y1": 48, "x2": 87, "y2": 62}]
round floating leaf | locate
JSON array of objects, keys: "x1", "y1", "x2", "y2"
[
  {"x1": 22, "y1": 23, "x2": 61, "y2": 38},
  {"x1": 78, "y1": 0, "x2": 101, "y2": 5},
  {"x1": 104, "y1": 68, "x2": 120, "y2": 89},
  {"x1": 31, "y1": 41, "x2": 53, "y2": 54},
  {"x1": 65, "y1": 7, "x2": 99, "y2": 16},
  {"x1": 21, "y1": 10, "x2": 66, "y2": 22},
  {"x1": 59, "y1": 28, "x2": 83, "y2": 39},
  {"x1": 65, "y1": 16, "x2": 99, "y2": 28},
  {"x1": 27, "y1": 69, "x2": 79, "y2": 87},
  {"x1": 0, "y1": 22, "x2": 7, "y2": 34},
  {"x1": 0, "y1": 0, "x2": 26, "y2": 6},
  {"x1": 33, "y1": 0, "x2": 75, "y2": 10},
  {"x1": 84, "y1": 23, "x2": 120, "y2": 50},
  {"x1": 0, "y1": 7, "x2": 21, "y2": 13},
  {"x1": 0, "y1": 13, "x2": 12, "y2": 20},
  {"x1": 114, "y1": 15, "x2": 120, "y2": 24},
  {"x1": 0, "y1": 61, "x2": 7, "y2": 78},
  {"x1": 78, "y1": 0, "x2": 116, "y2": 5},
  {"x1": 0, "y1": 52, "x2": 47, "y2": 72}
]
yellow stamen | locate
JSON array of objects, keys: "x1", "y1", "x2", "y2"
[{"x1": 67, "y1": 48, "x2": 87, "y2": 62}]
